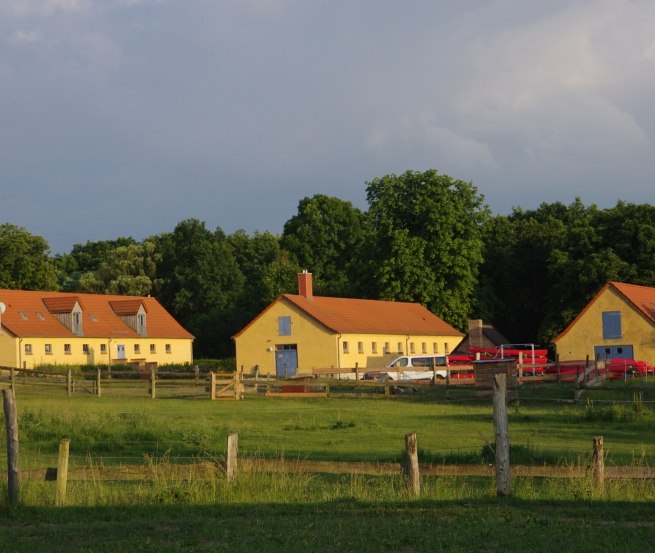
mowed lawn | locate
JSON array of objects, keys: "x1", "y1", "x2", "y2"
[
  {"x1": 2, "y1": 500, "x2": 655, "y2": 553},
  {"x1": 2, "y1": 383, "x2": 655, "y2": 551},
  {"x1": 6, "y1": 383, "x2": 655, "y2": 466}
]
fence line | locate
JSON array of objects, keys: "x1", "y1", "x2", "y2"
[
  {"x1": 1, "y1": 362, "x2": 653, "y2": 404},
  {"x1": 2, "y1": 379, "x2": 650, "y2": 506},
  {"x1": 9, "y1": 451, "x2": 655, "y2": 482}
]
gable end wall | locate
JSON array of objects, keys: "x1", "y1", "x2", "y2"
[{"x1": 555, "y1": 287, "x2": 655, "y2": 363}]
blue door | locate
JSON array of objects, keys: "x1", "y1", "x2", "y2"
[
  {"x1": 275, "y1": 346, "x2": 298, "y2": 378},
  {"x1": 117, "y1": 344, "x2": 126, "y2": 360},
  {"x1": 594, "y1": 345, "x2": 634, "y2": 360}
]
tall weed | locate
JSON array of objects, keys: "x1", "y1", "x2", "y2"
[{"x1": 584, "y1": 396, "x2": 649, "y2": 423}]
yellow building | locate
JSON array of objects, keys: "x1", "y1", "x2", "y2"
[
  {"x1": 553, "y1": 281, "x2": 655, "y2": 364},
  {"x1": 0, "y1": 289, "x2": 194, "y2": 369},
  {"x1": 232, "y1": 271, "x2": 464, "y2": 376}
]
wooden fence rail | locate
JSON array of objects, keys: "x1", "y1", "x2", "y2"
[
  {"x1": 0, "y1": 386, "x2": 639, "y2": 505},
  {"x1": 0, "y1": 359, "x2": 648, "y2": 403}
]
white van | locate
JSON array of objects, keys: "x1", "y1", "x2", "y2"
[{"x1": 380, "y1": 355, "x2": 449, "y2": 381}]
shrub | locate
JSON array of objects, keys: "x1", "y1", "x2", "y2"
[{"x1": 194, "y1": 358, "x2": 236, "y2": 372}]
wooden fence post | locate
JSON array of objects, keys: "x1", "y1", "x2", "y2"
[
  {"x1": 234, "y1": 371, "x2": 243, "y2": 401},
  {"x1": 10, "y1": 367, "x2": 16, "y2": 393},
  {"x1": 593, "y1": 435, "x2": 605, "y2": 495},
  {"x1": 66, "y1": 368, "x2": 72, "y2": 397},
  {"x1": 150, "y1": 368, "x2": 156, "y2": 399},
  {"x1": 96, "y1": 368, "x2": 102, "y2": 398},
  {"x1": 56, "y1": 438, "x2": 70, "y2": 506},
  {"x1": 493, "y1": 373, "x2": 511, "y2": 496},
  {"x1": 3, "y1": 389, "x2": 20, "y2": 505},
  {"x1": 209, "y1": 372, "x2": 216, "y2": 400},
  {"x1": 404, "y1": 432, "x2": 420, "y2": 498},
  {"x1": 226, "y1": 433, "x2": 238, "y2": 483}
]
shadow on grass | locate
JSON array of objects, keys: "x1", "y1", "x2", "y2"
[{"x1": 2, "y1": 498, "x2": 655, "y2": 553}]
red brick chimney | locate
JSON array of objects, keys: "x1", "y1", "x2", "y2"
[{"x1": 298, "y1": 270, "x2": 313, "y2": 298}]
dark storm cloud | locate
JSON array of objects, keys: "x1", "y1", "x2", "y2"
[{"x1": 1, "y1": 0, "x2": 654, "y2": 252}]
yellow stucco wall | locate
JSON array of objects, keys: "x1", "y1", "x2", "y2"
[
  {"x1": 555, "y1": 287, "x2": 655, "y2": 364},
  {"x1": 234, "y1": 298, "x2": 463, "y2": 376},
  {"x1": 1, "y1": 335, "x2": 193, "y2": 369},
  {"x1": 338, "y1": 334, "x2": 464, "y2": 369},
  {"x1": 234, "y1": 300, "x2": 336, "y2": 375},
  {"x1": 0, "y1": 330, "x2": 18, "y2": 368}
]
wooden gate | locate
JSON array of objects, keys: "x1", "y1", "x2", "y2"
[{"x1": 209, "y1": 372, "x2": 244, "y2": 400}]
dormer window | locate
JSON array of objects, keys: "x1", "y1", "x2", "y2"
[
  {"x1": 42, "y1": 296, "x2": 83, "y2": 336},
  {"x1": 72, "y1": 310, "x2": 82, "y2": 335},
  {"x1": 137, "y1": 311, "x2": 146, "y2": 336},
  {"x1": 110, "y1": 300, "x2": 147, "y2": 337}
]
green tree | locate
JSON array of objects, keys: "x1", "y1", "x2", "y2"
[
  {"x1": 56, "y1": 237, "x2": 138, "y2": 291},
  {"x1": 0, "y1": 223, "x2": 58, "y2": 290},
  {"x1": 56, "y1": 238, "x2": 161, "y2": 296},
  {"x1": 478, "y1": 204, "x2": 570, "y2": 343},
  {"x1": 362, "y1": 170, "x2": 489, "y2": 329},
  {"x1": 229, "y1": 230, "x2": 299, "y2": 311},
  {"x1": 596, "y1": 202, "x2": 655, "y2": 285},
  {"x1": 282, "y1": 195, "x2": 365, "y2": 296},
  {"x1": 157, "y1": 219, "x2": 244, "y2": 357},
  {"x1": 539, "y1": 200, "x2": 632, "y2": 341},
  {"x1": 478, "y1": 199, "x2": 655, "y2": 346}
]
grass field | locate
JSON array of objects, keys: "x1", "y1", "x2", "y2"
[{"x1": 2, "y1": 381, "x2": 655, "y2": 551}]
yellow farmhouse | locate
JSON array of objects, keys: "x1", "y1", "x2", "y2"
[
  {"x1": 0, "y1": 289, "x2": 194, "y2": 369},
  {"x1": 233, "y1": 271, "x2": 464, "y2": 377},
  {"x1": 553, "y1": 281, "x2": 655, "y2": 365}
]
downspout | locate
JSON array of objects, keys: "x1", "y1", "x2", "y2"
[
  {"x1": 18, "y1": 337, "x2": 23, "y2": 369},
  {"x1": 406, "y1": 335, "x2": 410, "y2": 356}
]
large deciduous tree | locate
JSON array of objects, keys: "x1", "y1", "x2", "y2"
[
  {"x1": 228, "y1": 230, "x2": 299, "y2": 311},
  {"x1": 56, "y1": 238, "x2": 161, "y2": 296},
  {"x1": 0, "y1": 223, "x2": 58, "y2": 290},
  {"x1": 478, "y1": 199, "x2": 655, "y2": 346},
  {"x1": 156, "y1": 219, "x2": 244, "y2": 357},
  {"x1": 55, "y1": 237, "x2": 139, "y2": 292},
  {"x1": 362, "y1": 170, "x2": 489, "y2": 330},
  {"x1": 282, "y1": 195, "x2": 365, "y2": 297}
]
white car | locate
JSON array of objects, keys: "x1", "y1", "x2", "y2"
[{"x1": 367, "y1": 355, "x2": 449, "y2": 381}]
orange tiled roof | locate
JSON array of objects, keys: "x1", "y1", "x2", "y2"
[
  {"x1": 553, "y1": 281, "x2": 655, "y2": 342},
  {"x1": 42, "y1": 296, "x2": 82, "y2": 314},
  {"x1": 610, "y1": 282, "x2": 655, "y2": 324},
  {"x1": 0, "y1": 289, "x2": 193, "y2": 339},
  {"x1": 110, "y1": 299, "x2": 146, "y2": 315},
  {"x1": 234, "y1": 294, "x2": 463, "y2": 338}
]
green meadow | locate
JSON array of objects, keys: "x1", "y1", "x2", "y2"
[{"x1": 2, "y1": 381, "x2": 655, "y2": 551}]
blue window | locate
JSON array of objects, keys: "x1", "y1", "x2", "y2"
[
  {"x1": 602, "y1": 311, "x2": 622, "y2": 339},
  {"x1": 278, "y1": 316, "x2": 291, "y2": 336}
]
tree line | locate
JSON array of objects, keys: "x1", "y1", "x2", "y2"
[{"x1": 2, "y1": 170, "x2": 654, "y2": 358}]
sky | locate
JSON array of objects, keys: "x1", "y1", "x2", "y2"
[{"x1": 2, "y1": 0, "x2": 654, "y2": 254}]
